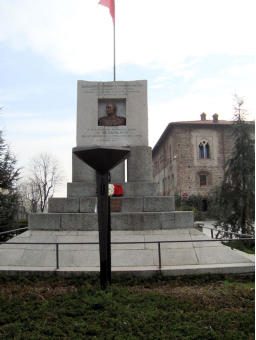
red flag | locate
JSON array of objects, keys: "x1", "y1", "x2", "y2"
[{"x1": 99, "y1": 0, "x2": 115, "y2": 23}]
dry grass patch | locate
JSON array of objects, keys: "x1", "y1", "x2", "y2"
[
  {"x1": 129, "y1": 280, "x2": 255, "y2": 311},
  {"x1": 0, "y1": 279, "x2": 78, "y2": 301}
]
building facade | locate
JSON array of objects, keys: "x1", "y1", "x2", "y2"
[{"x1": 152, "y1": 113, "x2": 235, "y2": 198}]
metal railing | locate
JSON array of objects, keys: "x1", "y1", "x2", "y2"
[
  {"x1": 195, "y1": 224, "x2": 255, "y2": 239},
  {"x1": 0, "y1": 227, "x2": 28, "y2": 236},
  {"x1": 0, "y1": 236, "x2": 254, "y2": 271}
]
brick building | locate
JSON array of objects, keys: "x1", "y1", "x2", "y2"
[{"x1": 152, "y1": 113, "x2": 235, "y2": 198}]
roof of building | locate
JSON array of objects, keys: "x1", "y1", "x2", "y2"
[
  {"x1": 152, "y1": 114, "x2": 255, "y2": 154},
  {"x1": 168, "y1": 119, "x2": 233, "y2": 126},
  {"x1": 152, "y1": 119, "x2": 233, "y2": 154}
]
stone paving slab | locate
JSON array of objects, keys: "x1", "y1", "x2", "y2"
[
  {"x1": 56, "y1": 235, "x2": 98, "y2": 244},
  {"x1": 20, "y1": 250, "x2": 56, "y2": 267},
  {"x1": 0, "y1": 264, "x2": 254, "y2": 277},
  {"x1": 160, "y1": 263, "x2": 255, "y2": 276},
  {"x1": 230, "y1": 248, "x2": 255, "y2": 261},
  {"x1": 149, "y1": 229, "x2": 191, "y2": 236},
  {"x1": 144, "y1": 233, "x2": 192, "y2": 250},
  {"x1": 111, "y1": 230, "x2": 149, "y2": 236},
  {"x1": 59, "y1": 244, "x2": 99, "y2": 251},
  {"x1": 156, "y1": 248, "x2": 199, "y2": 266},
  {"x1": 112, "y1": 250, "x2": 154, "y2": 266},
  {"x1": 0, "y1": 229, "x2": 254, "y2": 275},
  {"x1": 111, "y1": 233, "x2": 145, "y2": 250},
  {"x1": 191, "y1": 233, "x2": 223, "y2": 247},
  {"x1": 59, "y1": 250, "x2": 99, "y2": 267},
  {"x1": 145, "y1": 243, "x2": 193, "y2": 250},
  {"x1": 194, "y1": 246, "x2": 253, "y2": 265},
  {"x1": 0, "y1": 249, "x2": 25, "y2": 266}
]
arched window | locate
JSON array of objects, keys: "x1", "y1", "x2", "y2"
[
  {"x1": 199, "y1": 140, "x2": 210, "y2": 159},
  {"x1": 199, "y1": 143, "x2": 204, "y2": 158},
  {"x1": 205, "y1": 143, "x2": 210, "y2": 158}
]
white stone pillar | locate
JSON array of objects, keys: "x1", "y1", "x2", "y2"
[
  {"x1": 72, "y1": 153, "x2": 96, "y2": 182},
  {"x1": 127, "y1": 146, "x2": 153, "y2": 182},
  {"x1": 110, "y1": 161, "x2": 125, "y2": 183}
]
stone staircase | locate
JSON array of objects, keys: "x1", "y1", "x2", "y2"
[{"x1": 28, "y1": 181, "x2": 193, "y2": 231}]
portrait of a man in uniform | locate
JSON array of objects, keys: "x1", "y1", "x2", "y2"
[{"x1": 98, "y1": 103, "x2": 126, "y2": 126}]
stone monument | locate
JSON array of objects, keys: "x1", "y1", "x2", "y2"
[
  {"x1": 29, "y1": 80, "x2": 193, "y2": 231},
  {"x1": 1, "y1": 80, "x2": 254, "y2": 278}
]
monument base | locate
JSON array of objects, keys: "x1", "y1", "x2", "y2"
[
  {"x1": 29, "y1": 192, "x2": 193, "y2": 231},
  {"x1": 29, "y1": 147, "x2": 194, "y2": 231},
  {"x1": 67, "y1": 182, "x2": 158, "y2": 197}
]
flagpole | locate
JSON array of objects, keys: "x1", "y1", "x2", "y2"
[
  {"x1": 99, "y1": 0, "x2": 116, "y2": 80},
  {"x1": 113, "y1": 5, "x2": 116, "y2": 81}
]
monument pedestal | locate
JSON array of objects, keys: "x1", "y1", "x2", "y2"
[
  {"x1": 29, "y1": 193, "x2": 193, "y2": 231},
  {"x1": 29, "y1": 80, "x2": 194, "y2": 232}
]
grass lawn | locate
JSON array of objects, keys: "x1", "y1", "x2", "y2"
[
  {"x1": 222, "y1": 240, "x2": 255, "y2": 254},
  {"x1": 0, "y1": 274, "x2": 254, "y2": 339}
]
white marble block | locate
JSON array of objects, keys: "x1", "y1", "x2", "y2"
[{"x1": 76, "y1": 80, "x2": 148, "y2": 147}]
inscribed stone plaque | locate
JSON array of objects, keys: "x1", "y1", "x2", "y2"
[{"x1": 76, "y1": 80, "x2": 148, "y2": 147}]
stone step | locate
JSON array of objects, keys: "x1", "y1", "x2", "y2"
[
  {"x1": 48, "y1": 196, "x2": 175, "y2": 213},
  {"x1": 29, "y1": 211, "x2": 193, "y2": 231},
  {"x1": 48, "y1": 197, "x2": 96, "y2": 213},
  {"x1": 67, "y1": 182, "x2": 158, "y2": 197}
]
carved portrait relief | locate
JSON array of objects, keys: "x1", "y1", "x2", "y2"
[{"x1": 98, "y1": 99, "x2": 126, "y2": 126}]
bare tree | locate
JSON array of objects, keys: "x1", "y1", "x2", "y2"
[
  {"x1": 29, "y1": 153, "x2": 63, "y2": 212},
  {"x1": 18, "y1": 181, "x2": 40, "y2": 213}
]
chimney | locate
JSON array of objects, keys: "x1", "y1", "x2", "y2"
[
  {"x1": 212, "y1": 113, "x2": 219, "y2": 123},
  {"x1": 200, "y1": 112, "x2": 206, "y2": 121}
]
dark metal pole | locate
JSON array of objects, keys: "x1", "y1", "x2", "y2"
[
  {"x1": 113, "y1": 20, "x2": 116, "y2": 81},
  {"x1": 56, "y1": 243, "x2": 59, "y2": 270},
  {"x1": 96, "y1": 171, "x2": 111, "y2": 289},
  {"x1": 158, "y1": 242, "x2": 161, "y2": 271},
  {"x1": 107, "y1": 195, "x2": 111, "y2": 283},
  {"x1": 72, "y1": 146, "x2": 130, "y2": 289}
]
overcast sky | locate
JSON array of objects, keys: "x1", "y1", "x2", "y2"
[{"x1": 0, "y1": 0, "x2": 255, "y2": 196}]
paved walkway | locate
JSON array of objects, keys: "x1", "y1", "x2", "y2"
[
  {"x1": 199, "y1": 220, "x2": 255, "y2": 262},
  {"x1": 0, "y1": 228, "x2": 254, "y2": 276}
]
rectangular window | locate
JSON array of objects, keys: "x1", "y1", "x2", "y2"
[{"x1": 200, "y1": 175, "x2": 207, "y2": 186}]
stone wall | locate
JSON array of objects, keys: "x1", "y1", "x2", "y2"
[{"x1": 153, "y1": 121, "x2": 234, "y2": 196}]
